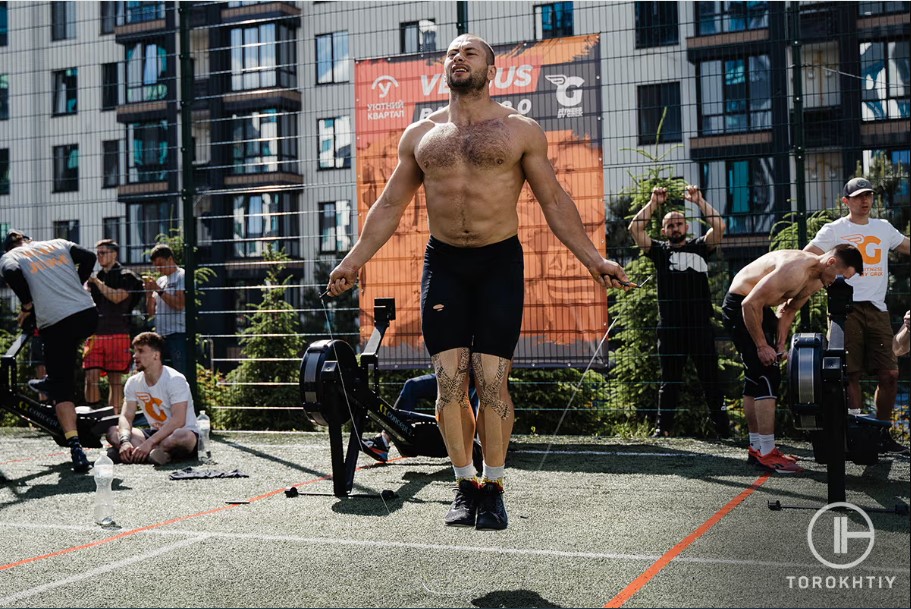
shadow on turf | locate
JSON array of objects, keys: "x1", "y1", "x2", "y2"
[
  {"x1": 505, "y1": 441, "x2": 910, "y2": 530},
  {"x1": 471, "y1": 589, "x2": 562, "y2": 608},
  {"x1": 330, "y1": 465, "x2": 453, "y2": 516}
]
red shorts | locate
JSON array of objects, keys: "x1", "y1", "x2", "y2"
[{"x1": 83, "y1": 334, "x2": 132, "y2": 373}]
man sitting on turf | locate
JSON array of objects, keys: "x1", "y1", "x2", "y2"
[
  {"x1": 106, "y1": 332, "x2": 200, "y2": 464},
  {"x1": 721, "y1": 245, "x2": 863, "y2": 474}
]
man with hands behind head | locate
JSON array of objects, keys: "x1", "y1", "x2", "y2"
[{"x1": 629, "y1": 185, "x2": 728, "y2": 438}]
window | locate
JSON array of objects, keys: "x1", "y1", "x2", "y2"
[
  {"x1": 100, "y1": 1, "x2": 122, "y2": 34},
  {"x1": 401, "y1": 20, "x2": 437, "y2": 54},
  {"x1": 1, "y1": 1, "x2": 8, "y2": 46},
  {"x1": 860, "y1": 40, "x2": 910, "y2": 121},
  {"x1": 701, "y1": 157, "x2": 774, "y2": 235},
  {"x1": 51, "y1": 1, "x2": 75, "y2": 41},
  {"x1": 53, "y1": 220, "x2": 79, "y2": 242},
  {"x1": 232, "y1": 193, "x2": 297, "y2": 257},
  {"x1": 232, "y1": 109, "x2": 298, "y2": 174},
  {"x1": 696, "y1": 1, "x2": 768, "y2": 36},
  {"x1": 315, "y1": 31, "x2": 349, "y2": 84},
  {"x1": 52, "y1": 68, "x2": 78, "y2": 115},
  {"x1": 637, "y1": 82, "x2": 682, "y2": 144},
  {"x1": 635, "y1": 2, "x2": 678, "y2": 48},
  {"x1": 125, "y1": 200, "x2": 177, "y2": 264},
  {"x1": 699, "y1": 55, "x2": 770, "y2": 135},
  {"x1": 0, "y1": 73, "x2": 7, "y2": 120},
  {"x1": 319, "y1": 200, "x2": 352, "y2": 253},
  {"x1": 126, "y1": 41, "x2": 168, "y2": 103},
  {"x1": 0, "y1": 148, "x2": 8, "y2": 195},
  {"x1": 128, "y1": 121, "x2": 168, "y2": 183},
  {"x1": 103, "y1": 140, "x2": 120, "y2": 188},
  {"x1": 102, "y1": 62, "x2": 119, "y2": 110},
  {"x1": 125, "y1": 1, "x2": 164, "y2": 24},
  {"x1": 534, "y1": 2, "x2": 573, "y2": 40},
  {"x1": 52, "y1": 144, "x2": 78, "y2": 192},
  {"x1": 229, "y1": 23, "x2": 296, "y2": 91},
  {"x1": 317, "y1": 116, "x2": 351, "y2": 169},
  {"x1": 863, "y1": 149, "x2": 910, "y2": 205},
  {"x1": 859, "y1": 2, "x2": 911, "y2": 16},
  {"x1": 103, "y1": 216, "x2": 122, "y2": 243}
]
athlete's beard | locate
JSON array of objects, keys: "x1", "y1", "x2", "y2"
[
  {"x1": 668, "y1": 233, "x2": 687, "y2": 245},
  {"x1": 446, "y1": 68, "x2": 488, "y2": 93}
]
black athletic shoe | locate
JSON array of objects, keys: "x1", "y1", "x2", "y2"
[
  {"x1": 28, "y1": 376, "x2": 49, "y2": 395},
  {"x1": 361, "y1": 434, "x2": 389, "y2": 463},
  {"x1": 70, "y1": 444, "x2": 90, "y2": 473},
  {"x1": 879, "y1": 432, "x2": 910, "y2": 456},
  {"x1": 475, "y1": 481, "x2": 508, "y2": 531},
  {"x1": 444, "y1": 479, "x2": 478, "y2": 527}
]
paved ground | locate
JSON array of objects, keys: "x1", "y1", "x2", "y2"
[{"x1": 0, "y1": 428, "x2": 907, "y2": 608}]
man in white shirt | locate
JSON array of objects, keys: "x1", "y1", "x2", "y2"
[
  {"x1": 107, "y1": 332, "x2": 199, "y2": 464},
  {"x1": 805, "y1": 177, "x2": 910, "y2": 455}
]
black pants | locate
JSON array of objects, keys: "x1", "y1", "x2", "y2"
[
  {"x1": 656, "y1": 323, "x2": 724, "y2": 429},
  {"x1": 41, "y1": 307, "x2": 99, "y2": 404}
]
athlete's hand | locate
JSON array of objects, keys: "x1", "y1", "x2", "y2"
[
  {"x1": 327, "y1": 262, "x2": 359, "y2": 297},
  {"x1": 757, "y1": 344, "x2": 779, "y2": 367},
  {"x1": 592, "y1": 259, "x2": 634, "y2": 291}
]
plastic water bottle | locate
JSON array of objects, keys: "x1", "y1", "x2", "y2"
[
  {"x1": 93, "y1": 452, "x2": 115, "y2": 526},
  {"x1": 197, "y1": 410, "x2": 211, "y2": 461}
]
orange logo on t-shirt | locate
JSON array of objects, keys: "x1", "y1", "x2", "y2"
[
  {"x1": 136, "y1": 391, "x2": 167, "y2": 427},
  {"x1": 842, "y1": 234, "x2": 882, "y2": 264}
]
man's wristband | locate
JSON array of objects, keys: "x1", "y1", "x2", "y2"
[
  {"x1": 156, "y1": 290, "x2": 164, "y2": 296},
  {"x1": 119, "y1": 434, "x2": 132, "y2": 444}
]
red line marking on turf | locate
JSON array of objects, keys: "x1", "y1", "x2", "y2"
[
  {"x1": 0, "y1": 451, "x2": 67, "y2": 465},
  {"x1": 604, "y1": 472, "x2": 772, "y2": 608},
  {"x1": 0, "y1": 457, "x2": 404, "y2": 573}
]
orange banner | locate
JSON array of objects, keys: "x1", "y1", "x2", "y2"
[{"x1": 355, "y1": 35, "x2": 607, "y2": 367}]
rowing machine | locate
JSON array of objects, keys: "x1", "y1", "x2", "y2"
[
  {"x1": 300, "y1": 297, "x2": 482, "y2": 497},
  {"x1": 0, "y1": 324, "x2": 118, "y2": 450},
  {"x1": 785, "y1": 276, "x2": 893, "y2": 506}
]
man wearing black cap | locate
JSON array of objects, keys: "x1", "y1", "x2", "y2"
[
  {"x1": 0, "y1": 230, "x2": 99, "y2": 472},
  {"x1": 805, "y1": 177, "x2": 910, "y2": 455},
  {"x1": 84, "y1": 239, "x2": 143, "y2": 413}
]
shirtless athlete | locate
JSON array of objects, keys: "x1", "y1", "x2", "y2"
[
  {"x1": 327, "y1": 34, "x2": 630, "y2": 530},
  {"x1": 721, "y1": 245, "x2": 863, "y2": 474}
]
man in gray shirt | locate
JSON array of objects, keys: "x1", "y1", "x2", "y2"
[
  {"x1": 143, "y1": 244, "x2": 187, "y2": 374},
  {"x1": 1, "y1": 230, "x2": 99, "y2": 473}
]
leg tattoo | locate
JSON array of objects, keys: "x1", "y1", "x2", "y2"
[
  {"x1": 432, "y1": 349, "x2": 471, "y2": 414},
  {"x1": 472, "y1": 353, "x2": 511, "y2": 419}
]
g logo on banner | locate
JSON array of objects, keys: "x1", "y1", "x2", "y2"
[
  {"x1": 544, "y1": 74, "x2": 585, "y2": 107},
  {"x1": 807, "y1": 502, "x2": 875, "y2": 569}
]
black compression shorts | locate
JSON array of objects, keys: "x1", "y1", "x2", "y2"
[
  {"x1": 421, "y1": 235, "x2": 524, "y2": 360},
  {"x1": 721, "y1": 292, "x2": 780, "y2": 400}
]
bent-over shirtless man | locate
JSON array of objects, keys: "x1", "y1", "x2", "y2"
[
  {"x1": 721, "y1": 245, "x2": 864, "y2": 474},
  {"x1": 327, "y1": 34, "x2": 630, "y2": 530}
]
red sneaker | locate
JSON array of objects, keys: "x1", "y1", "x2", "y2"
[{"x1": 756, "y1": 448, "x2": 805, "y2": 474}]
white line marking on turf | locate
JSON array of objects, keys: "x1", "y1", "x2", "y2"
[
  {"x1": 514, "y1": 450, "x2": 726, "y2": 458},
  {"x1": 0, "y1": 534, "x2": 208, "y2": 606},
  {"x1": 0, "y1": 522, "x2": 906, "y2": 574}
]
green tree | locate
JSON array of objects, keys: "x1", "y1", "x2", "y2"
[{"x1": 219, "y1": 248, "x2": 311, "y2": 430}]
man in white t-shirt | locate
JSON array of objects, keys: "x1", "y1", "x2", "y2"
[
  {"x1": 107, "y1": 332, "x2": 199, "y2": 464},
  {"x1": 805, "y1": 177, "x2": 910, "y2": 455}
]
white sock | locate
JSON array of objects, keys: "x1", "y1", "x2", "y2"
[
  {"x1": 749, "y1": 433, "x2": 761, "y2": 451},
  {"x1": 453, "y1": 464, "x2": 476, "y2": 481},
  {"x1": 482, "y1": 463, "x2": 505, "y2": 482},
  {"x1": 759, "y1": 434, "x2": 775, "y2": 456}
]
